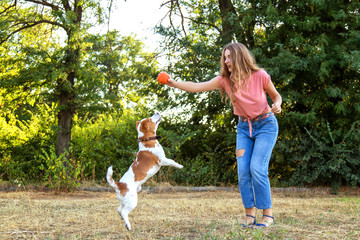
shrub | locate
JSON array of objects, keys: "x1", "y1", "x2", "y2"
[
  {"x1": 287, "y1": 121, "x2": 360, "y2": 193},
  {"x1": 38, "y1": 147, "x2": 81, "y2": 192},
  {"x1": 71, "y1": 110, "x2": 140, "y2": 181},
  {"x1": 153, "y1": 119, "x2": 238, "y2": 186},
  {"x1": 0, "y1": 103, "x2": 56, "y2": 183}
]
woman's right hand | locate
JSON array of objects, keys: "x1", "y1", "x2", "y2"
[{"x1": 165, "y1": 77, "x2": 176, "y2": 88}]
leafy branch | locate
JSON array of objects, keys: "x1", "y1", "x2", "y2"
[
  {"x1": 0, "y1": 0, "x2": 18, "y2": 15},
  {"x1": 1, "y1": 19, "x2": 65, "y2": 45},
  {"x1": 25, "y1": 0, "x2": 61, "y2": 11}
]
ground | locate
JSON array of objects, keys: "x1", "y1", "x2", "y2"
[{"x1": 0, "y1": 187, "x2": 359, "y2": 239}]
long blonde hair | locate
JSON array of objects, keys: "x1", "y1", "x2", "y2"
[{"x1": 219, "y1": 42, "x2": 260, "y2": 104}]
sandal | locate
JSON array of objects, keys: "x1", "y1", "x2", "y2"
[
  {"x1": 240, "y1": 215, "x2": 256, "y2": 227},
  {"x1": 255, "y1": 215, "x2": 275, "y2": 228}
]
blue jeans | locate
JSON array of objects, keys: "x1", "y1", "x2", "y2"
[{"x1": 236, "y1": 113, "x2": 278, "y2": 209}]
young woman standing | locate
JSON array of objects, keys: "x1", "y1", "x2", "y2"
[{"x1": 163, "y1": 42, "x2": 282, "y2": 227}]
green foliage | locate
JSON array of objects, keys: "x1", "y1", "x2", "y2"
[
  {"x1": 0, "y1": 0, "x2": 359, "y2": 189},
  {"x1": 260, "y1": 0, "x2": 360, "y2": 189},
  {"x1": 38, "y1": 147, "x2": 81, "y2": 192},
  {"x1": 79, "y1": 31, "x2": 159, "y2": 118},
  {"x1": 71, "y1": 109, "x2": 141, "y2": 181},
  {"x1": 0, "y1": 0, "x2": 159, "y2": 161},
  {"x1": 157, "y1": 0, "x2": 360, "y2": 188},
  {"x1": 0, "y1": 0, "x2": 160, "y2": 187},
  {"x1": 154, "y1": 113, "x2": 238, "y2": 186},
  {"x1": 289, "y1": 121, "x2": 360, "y2": 193},
  {"x1": 0, "y1": 103, "x2": 56, "y2": 182}
]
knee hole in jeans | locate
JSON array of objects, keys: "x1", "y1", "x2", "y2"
[{"x1": 236, "y1": 149, "x2": 245, "y2": 157}]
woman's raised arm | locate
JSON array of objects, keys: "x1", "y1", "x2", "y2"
[{"x1": 165, "y1": 76, "x2": 220, "y2": 92}]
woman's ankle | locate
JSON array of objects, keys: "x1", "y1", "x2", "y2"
[{"x1": 262, "y1": 209, "x2": 273, "y2": 218}]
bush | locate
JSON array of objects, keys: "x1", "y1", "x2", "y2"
[
  {"x1": 276, "y1": 121, "x2": 360, "y2": 193},
  {"x1": 1, "y1": 99, "x2": 359, "y2": 191},
  {"x1": 153, "y1": 118, "x2": 238, "y2": 186},
  {"x1": 0, "y1": 103, "x2": 56, "y2": 183},
  {"x1": 71, "y1": 110, "x2": 140, "y2": 181},
  {"x1": 38, "y1": 146, "x2": 81, "y2": 192}
]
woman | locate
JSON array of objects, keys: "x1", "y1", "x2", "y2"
[{"x1": 164, "y1": 42, "x2": 282, "y2": 227}]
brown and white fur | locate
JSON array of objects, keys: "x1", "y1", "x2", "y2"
[{"x1": 106, "y1": 112, "x2": 183, "y2": 231}]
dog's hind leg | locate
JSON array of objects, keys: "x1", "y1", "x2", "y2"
[
  {"x1": 119, "y1": 195, "x2": 137, "y2": 231},
  {"x1": 117, "y1": 204, "x2": 123, "y2": 215}
]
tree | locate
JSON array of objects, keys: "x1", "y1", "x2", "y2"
[
  {"x1": 259, "y1": 0, "x2": 360, "y2": 189},
  {"x1": 156, "y1": 0, "x2": 360, "y2": 188},
  {"x1": 1, "y1": 0, "x2": 102, "y2": 158},
  {"x1": 82, "y1": 31, "x2": 160, "y2": 118},
  {"x1": 0, "y1": 1, "x2": 160, "y2": 185},
  {"x1": 0, "y1": 0, "x2": 159, "y2": 159}
]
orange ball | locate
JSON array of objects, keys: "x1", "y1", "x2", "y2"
[{"x1": 157, "y1": 72, "x2": 170, "y2": 84}]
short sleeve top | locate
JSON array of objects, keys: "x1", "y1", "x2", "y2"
[{"x1": 218, "y1": 69, "x2": 271, "y2": 119}]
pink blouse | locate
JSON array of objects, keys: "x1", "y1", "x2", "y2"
[{"x1": 218, "y1": 70, "x2": 272, "y2": 136}]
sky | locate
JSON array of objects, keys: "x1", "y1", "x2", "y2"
[{"x1": 106, "y1": 0, "x2": 168, "y2": 53}]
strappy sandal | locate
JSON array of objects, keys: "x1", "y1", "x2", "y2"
[
  {"x1": 240, "y1": 215, "x2": 256, "y2": 227},
  {"x1": 255, "y1": 215, "x2": 275, "y2": 228}
]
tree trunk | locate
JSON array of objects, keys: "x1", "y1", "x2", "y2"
[
  {"x1": 218, "y1": 0, "x2": 238, "y2": 46},
  {"x1": 56, "y1": 72, "x2": 75, "y2": 159},
  {"x1": 56, "y1": 101, "x2": 73, "y2": 159},
  {"x1": 244, "y1": 0, "x2": 256, "y2": 48},
  {"x1": 56, "y1": 2, "x2": 82, "y2": 159}
]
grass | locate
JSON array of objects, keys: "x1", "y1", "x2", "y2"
[{"x1": 0, "y1": 187, "x2": 359, "y2": 239}]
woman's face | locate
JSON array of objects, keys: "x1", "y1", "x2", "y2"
[{"x1": 224, "y1": 49, "x2": 232, "y2": 72}]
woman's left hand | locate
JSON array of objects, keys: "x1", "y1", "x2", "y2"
[{"x1": 271, "y1": 103, "x2": 282, "y2": 114}]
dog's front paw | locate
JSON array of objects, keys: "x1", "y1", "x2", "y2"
[{"x1": 178, "y1": 164, "x2": 184, "y2": 169}]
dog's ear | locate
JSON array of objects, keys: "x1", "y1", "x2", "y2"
[
  {"x1": 141, "y1": 120, "x2": 150, "y2": 131},
  {"x1": 136, "y1": 121, "x2": 140, "y2": 129}
]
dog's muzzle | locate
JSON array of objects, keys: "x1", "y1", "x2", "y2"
[{"x1": 152, "y1": 112, "x2": 161, "y2": 124}]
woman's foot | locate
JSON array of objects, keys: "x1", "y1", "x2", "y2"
[
  {"x1": 255, "y1": 215, "x2": 274, "y2": 228},
  {"x1": 241, "y1": 215, "x2": 256, "y2": 227}
]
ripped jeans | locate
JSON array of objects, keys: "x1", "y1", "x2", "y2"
[{"x1": 236, "y1": 113, "x2": 278, "y2": 209}]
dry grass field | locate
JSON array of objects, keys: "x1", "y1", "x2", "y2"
[{"x1": 0, "y1": 186, "x2": 359, "y2": 240}]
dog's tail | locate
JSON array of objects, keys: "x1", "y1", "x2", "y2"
[{"x1": 106, "y1": 166, "x2": 119, "y2": 191}]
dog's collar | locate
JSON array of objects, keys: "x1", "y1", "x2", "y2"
[{"x1": 138, "y1": 136, "x2": 162, "y2": 142}]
